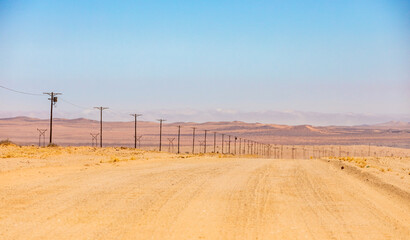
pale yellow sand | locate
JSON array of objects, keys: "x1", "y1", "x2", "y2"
[{"x1": 0, "y1": 146, "x2": 409, "y2": 239}]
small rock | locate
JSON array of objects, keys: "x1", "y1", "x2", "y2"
[{"x1": 341, "y1": 166, "x2": 344, "y2": 170}]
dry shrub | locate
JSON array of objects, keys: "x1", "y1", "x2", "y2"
[
  {"x1": 337, "y1": 157, "x2": 368, "y2": 168},
  {"x1": 0, "y1": 139, "x2": 17, "y2": 146},
  {"x1": 110, "y1": 156, "x2": 120, "y2": 162}
]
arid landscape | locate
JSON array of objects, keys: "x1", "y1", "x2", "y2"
[
  {"x1": 1, "y1": 117, "x2": 409, "y2": 149},
  {"x1": 1, "y1": 1, "x2": 409, "y2": 239},
  {"x1": 0, "y1": 144, "x2": 409, "y2": 239},
  {"x1": 1, "y1": 117, "x2": 410, "y2": 239}
]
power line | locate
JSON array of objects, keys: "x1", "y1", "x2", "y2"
[
  {"x1": 1, "y1": 84, "x2": 272, "y2": 154},
  {"x1": 59, "y1": 97, "x2": 92, "y2": 110},
  {"x1": 0, "y1": 85, "x2": 43, "y2": 96}
]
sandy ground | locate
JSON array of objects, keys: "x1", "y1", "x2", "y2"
[{"x1": 0, "y1": 146, "x2": 409, "y2": 239}]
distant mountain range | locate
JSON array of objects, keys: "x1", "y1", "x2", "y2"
[
  {"x1": 1, "y1": 110, "x2": 409, "y2": 126},
  {"x1": 1, "y1": 116, "x2": 409, "y2": 148},
  {"x1": 371, "y1": 121, "x2": 410, "y2": 129},
  {"x1": 2, "y1": 116, "x2": 409, "y2": 129}
]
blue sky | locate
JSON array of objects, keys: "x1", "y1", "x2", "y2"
[{"x1": 0, "y1": 0, "x2": 409, "y2": 124}]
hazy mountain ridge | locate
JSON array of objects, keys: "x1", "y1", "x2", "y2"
[{"x1": 1, "y1": 116, "x2": 409, "y2": 135}]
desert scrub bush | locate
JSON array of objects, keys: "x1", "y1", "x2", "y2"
[
  {"x1": 107, "y1": 155, "x2": 124, "y2": 163},
  {"x1": 0, "y1": 139, "x2": 17, "y2": 146}
]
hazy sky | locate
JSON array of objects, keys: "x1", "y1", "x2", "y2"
[{"x1": 0, "y1": 0, "x2": 409, "y2": 124}]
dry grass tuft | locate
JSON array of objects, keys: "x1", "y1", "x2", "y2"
[{"x1": 0, "y1": 139, "x2": 17, "y2": 146}]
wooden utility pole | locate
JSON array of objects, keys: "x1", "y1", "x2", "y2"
[
  {"x1": 234, "y1": 137, "x2": 237, "y2": 155},
  {"x1": 239, "y1": 138, "x2": 241, "y2": 155},
  {"x1": 221, "y1": 134, "x2": 225, "y2": 154},
  {"x1": 130, "y1": 114, "x2": 142, "y2": 148},
  {"x1": 192, "y1": 127, "x2": 196, "y2": 154},
  {"x1": 204, "y1": 130, "x2": 208, "y2": 153},
  {"x1": 368, "y1": 143, "x2": 371, "y2": 157},
  {"x1": 177, "y1": 125, "x2": 181, "y2": 154},
  {"x1": 213, "y1": 132, "x2": 216, "y2": 153},
  {"x1": 157, "y1": 119, "x2": 166, "y2": 151},
  {"x1": 94, "y1": 107, "x2": 108, "y2": 147},
  {"x1": 228, "y1": 135, "x2": 231, "y2": 154},
  {"x1": 43, "y1": 92, "x2": 62, "y2": 145}
]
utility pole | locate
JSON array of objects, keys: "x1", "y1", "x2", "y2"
[
  {"x1": 221, "y1": 134, "x2": 225, "y2": 154},
  {"x1": 303, "y1": 146, "x2": 306, "y2": 159},
  {"x1": 157, "y1": 119, "x2": 166, "y2": 151},
  {"x1": 251, "y1": 141, "x2": 254, "y2": 155},
  {"x1": 234, "y1": 137, "x2": 237, "y2": 155},
  {"x1": 90, "y1": 133, "x2": 99, "y2": 147},
  {"x1": 137, "y1": 135, "x2": 142, "y2": 148},
  {"x1": 204, "y1": 130, "x2": 208, "y2": 153},
  {"x1": 130, "y1": 114, "x2": 142, "y2": 148},
  {"x1": 37, "y1": 128, "x2": 47, "y2": 147},
  {"x1": 281, "y1": 145, "x2": 283, "y2": 159},
  {"x1": 192, "y1": 127, "x2": 196, "y2": 154},
  {"x1": 177, "y1": 125, "x2": 181, "y2": 154},
  {"x1": 368, "y1": 143, "x2": 371, "y2": 157},
  {"x1": 228, "y1": 135, "x2": 231, "y2": 154},
  {"x1": 43, "y1": 92, "x2": 62, "y2": 145},
  {"x1": 94, "y1": 107, "x2": 108, "y2": 147},
  {"x1": 167, "y1": 138, "x2": 175, "y2": 152},
  {"x1": 239, "y1": 138, "x2": 242, "y2": 155},
  {"x1": 213, "y1": 132, "x2": 216, "y2": 153},
  {"x1": 292, "y1": 146, "x2": 296, "y2": 159}
]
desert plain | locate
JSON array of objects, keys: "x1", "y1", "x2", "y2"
[{"x1": 0, "y1": 143, "x2": 409, "y2": 240}]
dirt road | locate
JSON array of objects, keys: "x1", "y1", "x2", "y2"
[{"x1": 1, "y1": 155, "x2": 409, "y2": 239}]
